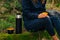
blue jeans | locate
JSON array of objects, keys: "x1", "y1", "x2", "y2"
[
  {"x1": 25, "y1": 16, "x2": 60, "y2": 36},
  {"x1": 50, "y1": 16, "x2": 60, "y2": 36},
  {"x1": 25, "y1": 17, "x2": 55, "y2": 36}
]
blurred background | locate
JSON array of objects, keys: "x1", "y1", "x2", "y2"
[{"x1": 0, "y1": 0, "x2": 60, "y2": 40}]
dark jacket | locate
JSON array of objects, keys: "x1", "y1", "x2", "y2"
[{"x1": 22, "y1": 0, "x2": 46, "y2": 31}]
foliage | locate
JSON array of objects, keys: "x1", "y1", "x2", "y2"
[
  {"x1": 0, "y1": 32, "x2": 52, "y2": 40},
  {"x1": 0, "y1": 19, "x2": 13, "y2": 30},
  {"x1": 15, "y1": 0, "x2": 22, "y2": 11},
  {"x1": 3, "y1": 2, "x2": 11, "y2": 9},
  {"x1": 0, "y1": 0, "x2": 2, "y2": 1},
  {"x1": 56, "y1": 3, "x2": 60, "y2": 7},
  {"x1": 0, "y1": 14, "x2": 16, "y2": 31},
  {"x1": 6, "y1": 0, "x2": 14, "y2": 3},
  {"x1": 6, "y1": 15, "x2": 16, "y2": 23}
]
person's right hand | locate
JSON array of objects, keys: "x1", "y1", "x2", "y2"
[{"x1": 38, "y1": 12, "x2": 48, "y2": 18}]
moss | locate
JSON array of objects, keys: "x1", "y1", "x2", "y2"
[{"x1": 0, "y1": 32, "x2": 52, "y2": 40}]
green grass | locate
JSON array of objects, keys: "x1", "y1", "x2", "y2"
[
  {"x1": 0, "y1": 32, "x2": 36, "y2": 40},
  {"x1": 0, "y1": 32, "x2": 52, "y2": 40},
  {"x1": 0, "y1": 14, "x2": 16, "y2": 30}
]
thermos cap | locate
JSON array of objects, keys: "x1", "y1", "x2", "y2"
[{"x1": 16, "y1": 15, "x2": 22, "y2": 18}]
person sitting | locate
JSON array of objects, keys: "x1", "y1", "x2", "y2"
[{"x1": 21, "y1": 0, "x2": 60, "y2": 40}]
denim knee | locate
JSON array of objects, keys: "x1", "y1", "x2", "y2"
[{"x1": 43, "y1": 17, "x2": 55, "y2": 36}]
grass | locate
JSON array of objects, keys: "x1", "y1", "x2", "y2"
[
  {"x1": 0, "y1": 32, "x2": 52, "y2": 40},
  {"x1": 0, "y1": 32, "x2": 35, "y2": 40},
  {"x1": 0, "y1": 14, "x2": 16, "y2": 31}
]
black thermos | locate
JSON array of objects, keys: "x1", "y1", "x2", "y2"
[{"x1": 16, "y1": 13, "x2": 22, "y2": 34}]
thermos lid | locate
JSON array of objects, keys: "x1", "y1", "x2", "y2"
[
  {"x1": 16, "y1": 11, "x2": 22, "y2": 18},
  {"x1": 16, "y1": 15, "x2": 22, "y2": 18}
]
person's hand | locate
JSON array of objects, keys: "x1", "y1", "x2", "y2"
[{"x1": 38, "y1": 12, "x2": 48, "y2": 18}]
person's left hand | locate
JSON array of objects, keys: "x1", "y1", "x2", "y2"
[{"x1": 38, "y1": 12, "x2": 49, "y2": 18}]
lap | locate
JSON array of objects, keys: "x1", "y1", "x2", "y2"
[
  {"x1": 50, "y1": 16, "x2": 59, "y2": 20},
  {"x1": 25, "y1": 16, "x2": 60, "y2": 32},
  {"x1": 50, "y1": 16, "x2": 60, "y2": 26},
  {"x1": 25, "y1": 17, "x2": 51, "y2": 32}
]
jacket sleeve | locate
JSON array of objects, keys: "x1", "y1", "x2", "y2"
[
  {"x1": 23, "y1": 9, "x2": 39, "y2": 19},
  {"x1": 22, "y1": 0, "x2": 38, "y2": 19}
]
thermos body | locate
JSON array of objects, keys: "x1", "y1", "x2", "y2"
[{"x1": 16, "y1": 14, "x2": 22, "y2": 34}]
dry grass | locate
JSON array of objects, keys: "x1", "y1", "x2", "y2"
[{"x1": 46, "y1": 4, "x2": 60, "y2": 11}]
